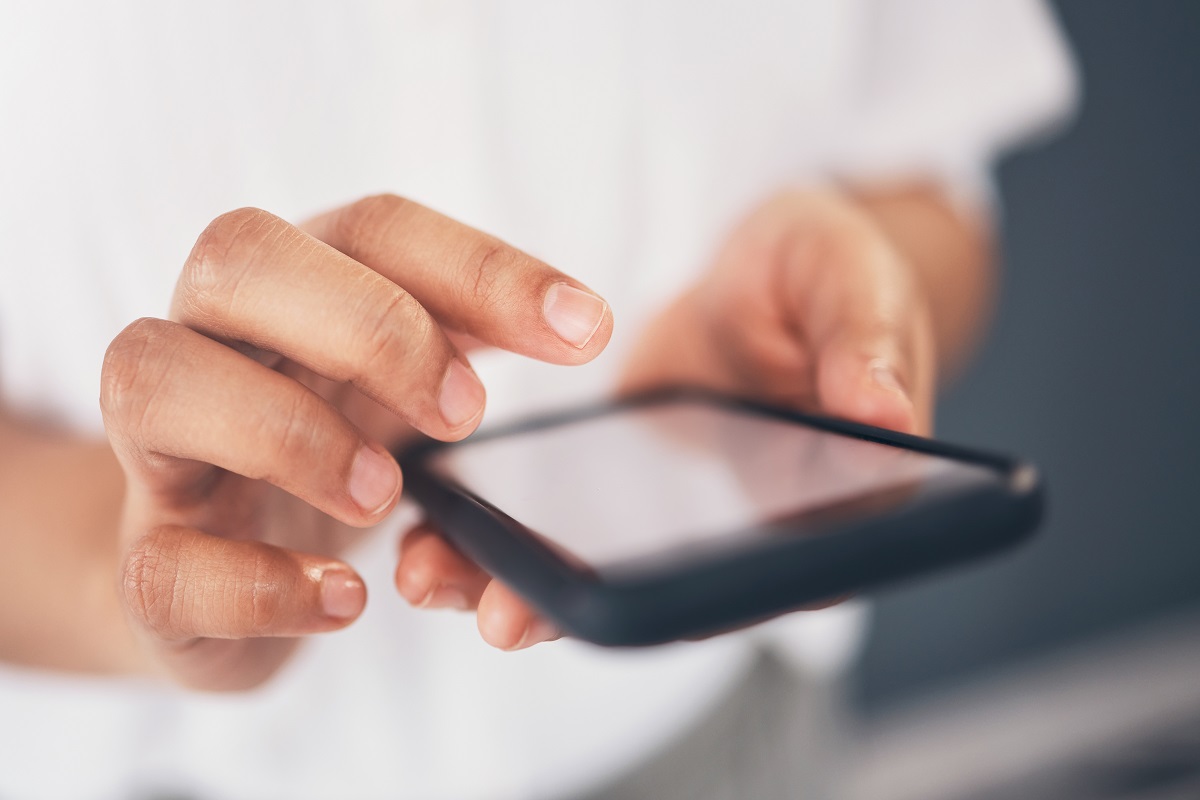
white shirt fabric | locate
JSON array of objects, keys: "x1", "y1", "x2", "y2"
[{"x1": 0, "y1": 2, "x2": 1075, "y2": 798}]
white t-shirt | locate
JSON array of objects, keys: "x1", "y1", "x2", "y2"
[{"x1": 0, "y1": 2, "x2": 1075, "y2": 798}]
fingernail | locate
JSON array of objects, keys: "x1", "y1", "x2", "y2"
[
  {"x1": 348, "y1": 444, "x2": 401, "y2": 515},
  {"x1": 438, "y1": 360, "x2": 486, "y2": 429},
  {"x1": 870, "y1": 361, "x2": 906, "y2": 396},
  {"x1": 868, "y1": 361, "x2": 918, "y2": 433},
  {"x1": 321, "y1": 569, "x2": 366, "y2": 619},
  {"x1": 508, "y1": 617, "x2": 559, "y2": 651},
  {"x1": 543, "y1": 283, "x2": 607, "y2": 348},
  {"x1": 396, "y1": 568, "x2": 429, "y2": 606},
  {"x1": 423, "y1": 585, "x2": 470, "y2": 611}
]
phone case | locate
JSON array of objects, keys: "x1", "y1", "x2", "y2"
[{"x1": 397, "y1": 389, "x2": 1044, "y2": 646}]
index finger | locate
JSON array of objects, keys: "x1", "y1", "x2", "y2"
[{"x1": 305, "y1": 195, "x2": 614, "y2": 364}]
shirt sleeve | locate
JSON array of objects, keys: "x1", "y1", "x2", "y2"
[{"x1": 822, "y1": 0, "x2": 1080, "y2": 212}]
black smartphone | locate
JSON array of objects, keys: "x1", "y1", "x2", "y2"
[{"x1": 398, "y1": 389, "x2": 1044, "y2": 646}]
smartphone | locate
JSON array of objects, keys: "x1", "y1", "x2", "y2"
[{"x1": 398, "y1": 390, "x2": 1044, "y2": 646}]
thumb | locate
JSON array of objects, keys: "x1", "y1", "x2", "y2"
[
  {"x1": 121, "y1": 526, "x2": 367, "y2": 686},
  {"x1": 816, "y1": 335, "x2": 928, "y2": 435}
]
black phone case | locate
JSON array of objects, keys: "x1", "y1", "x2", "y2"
[{"x1": 397, "y1": 389, "x2": 1044, "y2": 647}]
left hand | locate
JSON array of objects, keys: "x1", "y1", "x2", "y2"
[
  {"x1": 620, "y1": 189, "x2": 935, "y2": 436},
  {"x1": 394, "y1": 189, "x2": 937, "y2": 650}
]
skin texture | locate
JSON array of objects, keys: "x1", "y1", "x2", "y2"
[{"x1": 0, "y1": 184, "x2": 990, "y2": 688}]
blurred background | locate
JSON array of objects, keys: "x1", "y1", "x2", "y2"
[{"x1": 848, "y1": 2, "x2": 1200, "y2": 797}]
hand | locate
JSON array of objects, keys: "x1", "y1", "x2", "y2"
[
  {"x1": 394, "y1": 189, "x2": 936, "y2": 651},
  {"x1": 621, "y1": 189, "x2": 936, "y2": 435},
  {"x1": 101, "y1": 196, "x2": 613, "y2": 689}
]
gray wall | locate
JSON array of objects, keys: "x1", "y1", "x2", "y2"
[{"x1": 857, "y1": 0, "x2": 1200, "y2": 712}]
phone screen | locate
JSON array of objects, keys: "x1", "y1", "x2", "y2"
[{"x1": 428, "y1": 399, "x2": 996, "y2": 569}]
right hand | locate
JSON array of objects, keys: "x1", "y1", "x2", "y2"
[{"x1": 101, "y1": 196, "x2": 612, "y2": 690}]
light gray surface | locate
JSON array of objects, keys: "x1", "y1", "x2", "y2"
[{"x1": 848, "y1": 611, "x2": 1200, "y2": 800}]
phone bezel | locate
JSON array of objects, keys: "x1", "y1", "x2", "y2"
[{"x1": 397, "y1": 389, "x2": 1044, "y2": 646}]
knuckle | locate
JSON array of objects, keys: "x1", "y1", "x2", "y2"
[
  {"x1": 262, "y1": 388, "x2": 328, "y2": 466},
  {"x1": 178, "y1": 207, "x2": 285, "y2": 321},
  {"x1": 335, "y1": 194, "x2": 412, "y2": 253},
  {"x1": 242, "y1": 549, "x2": 284, "y2": 636},
  {"x1": 100, "y1": 318, "x2": 176, "y2": 435},
  {"x1": 353, "y1": 288, "x2": 440, "y2": 377},
  {"x1": 121, "y1": 532, "x2": 184, "y2": 639},
  {"x1": 460, "y1": 238, "x2": 520, "y2": 309}
]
